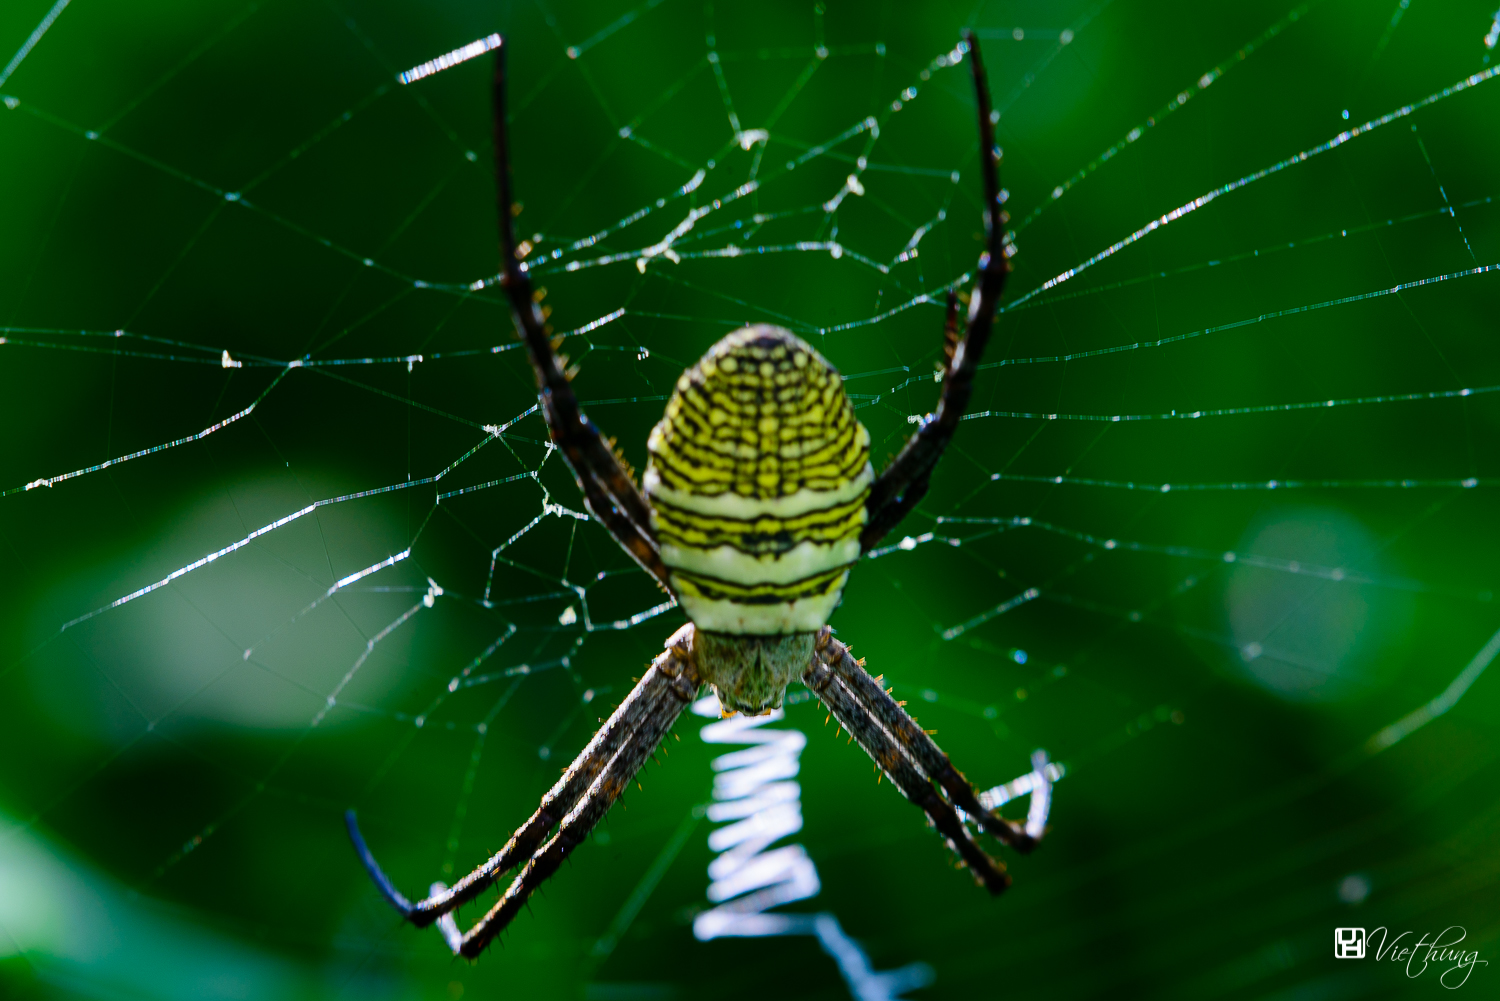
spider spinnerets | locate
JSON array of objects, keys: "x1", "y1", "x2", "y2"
[{"x1": 644, "y1": 326, "x2": 871, "y2": 714}]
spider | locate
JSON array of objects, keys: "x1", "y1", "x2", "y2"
[{"x1": 345, "y1": 29, "x2": 1043, "y2": 960}]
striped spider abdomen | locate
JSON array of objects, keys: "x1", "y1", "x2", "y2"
[{"x1": 644, "y1": 325, "x2": 872, "y2": 640}]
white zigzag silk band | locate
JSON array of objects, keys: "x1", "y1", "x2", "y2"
[{"x1": 690, "y1": 695, "x2": 1063, "y2": 1000}]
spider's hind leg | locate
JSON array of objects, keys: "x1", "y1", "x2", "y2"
[
  {"x1": 489, "y1": 40, "x2": 670, "y2": 589},
  {"x1": 860, "y1": 30, "x2": 1011, "y2": 552}
]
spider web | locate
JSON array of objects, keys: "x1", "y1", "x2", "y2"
[{"x1": 2, "y1": 0, "x2": 1499, "y2": 999}]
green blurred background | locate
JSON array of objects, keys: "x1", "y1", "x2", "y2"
[{"x1": 2, "y1": 0, "x2": 1498, "y2": 997}]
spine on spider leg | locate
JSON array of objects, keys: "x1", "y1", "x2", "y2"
[
  {"x1": 802, "y1": 658, "x2": 1011, "y2": 894},
  {"x1": 937, "y1": 30, "x2": 1010, "y2": 423},
  {"x1": 490, "y1": 42, "x2": 563, "y2": 392},
  {"x1": 489, "y1": 46, "x2": 660, "y2": 559},
  {"x1": 460, "y1": 750, "x2": 634, "y2": 956},
  {"x1": 942, "y1": 289, "x2": 962, "y2": 365},
  {"x1": 816, "y1": 630, "x2": 1035, "y2": 852},
  {"x1": 458, "y1": 641, "x2": 699, "y2": 957},
  {"x1": 354, "y1": 631, "x2": 695, "y2": 930},
  {"x1": 860, "y1": 31, "x2": 1011, "y2": 552},
  {"x1": 427, "y1": 675, "x2": 676, "y2": 920},
  {"x1": 573, "y1": 469, "x2": 673, "y2": 588}
]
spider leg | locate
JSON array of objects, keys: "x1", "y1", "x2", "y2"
[
  {"x1": 802, "y1": 648, "x2": 1012, "y2": 895},
  {"x1": 428, "y1": 883, "x2": 464, "y2": 954},
  {"x1": 815, "y1": 628, "x2": 1038, "y2": 853},
  {"x1": 452, "y1": 637, "x2": 700, "y2": 957},
  {"x1": 489, "y1": 42, "x2": 670, "y2": 588},
  {"x1": 862, "y1": 30, "x2": 1010, "y2": 551},
  {"x1": 345, "y1": 625, "x2": 699, "y2": 928}
]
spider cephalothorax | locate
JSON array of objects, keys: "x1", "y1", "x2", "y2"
[
  {"x1": 644, "y1": 325, "x2": 870, "y2": 712},
  {"x1": 688, "y1": 629, "x2": 815, "y2": 715},
  {"x1": 346, "y1": 30, "x2": 1055, "y2": 961}
]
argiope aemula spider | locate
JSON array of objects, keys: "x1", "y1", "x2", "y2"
[{"x1": 345, "y1": 28, "x2": 1050, "y2": 960}]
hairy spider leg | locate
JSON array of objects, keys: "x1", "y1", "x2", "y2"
[
  {"x1": 454, "y1": 632, "x2": 700, "y2": 957},
  {"x1": 817, "y1": 629, "x2": 1038, "y2": 852},
  {"x1": 346, "y1": 625, "x2": 699, "y2": 928},
  {"x1": 862, "y1": 29, "x2": 1011, "y2": 551},
  {"x1": 803, "y1": 653, "x2": 1012, "y2": 895},
  {"x1": 427, "y1": 882, "x2": 464, "y2": 954},
  {"x1": 490, "y1": 39, "x2": 671, "y2": 589}
]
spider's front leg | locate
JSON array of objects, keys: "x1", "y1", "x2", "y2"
[
  {"x1": 802, "y1": 637, "x2": 1014, "y2": 895},
  {"x1": 453, "y1": 628, "x2": 700, "y2": 957},
  {"x1": 818, "y1": 630, "x2": 1036, "y2": 853},
  {"x1": 346, "y1": 625, "x2": 699, "y2": 939}
]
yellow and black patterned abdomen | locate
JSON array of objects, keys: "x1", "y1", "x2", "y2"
[{"x1": 644, "y1": 325, "x2": 872, "y2": 634}]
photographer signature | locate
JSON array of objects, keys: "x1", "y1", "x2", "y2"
[{"x1": 1368, "y1": 926, "x2": 1488, "y2": 988}]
